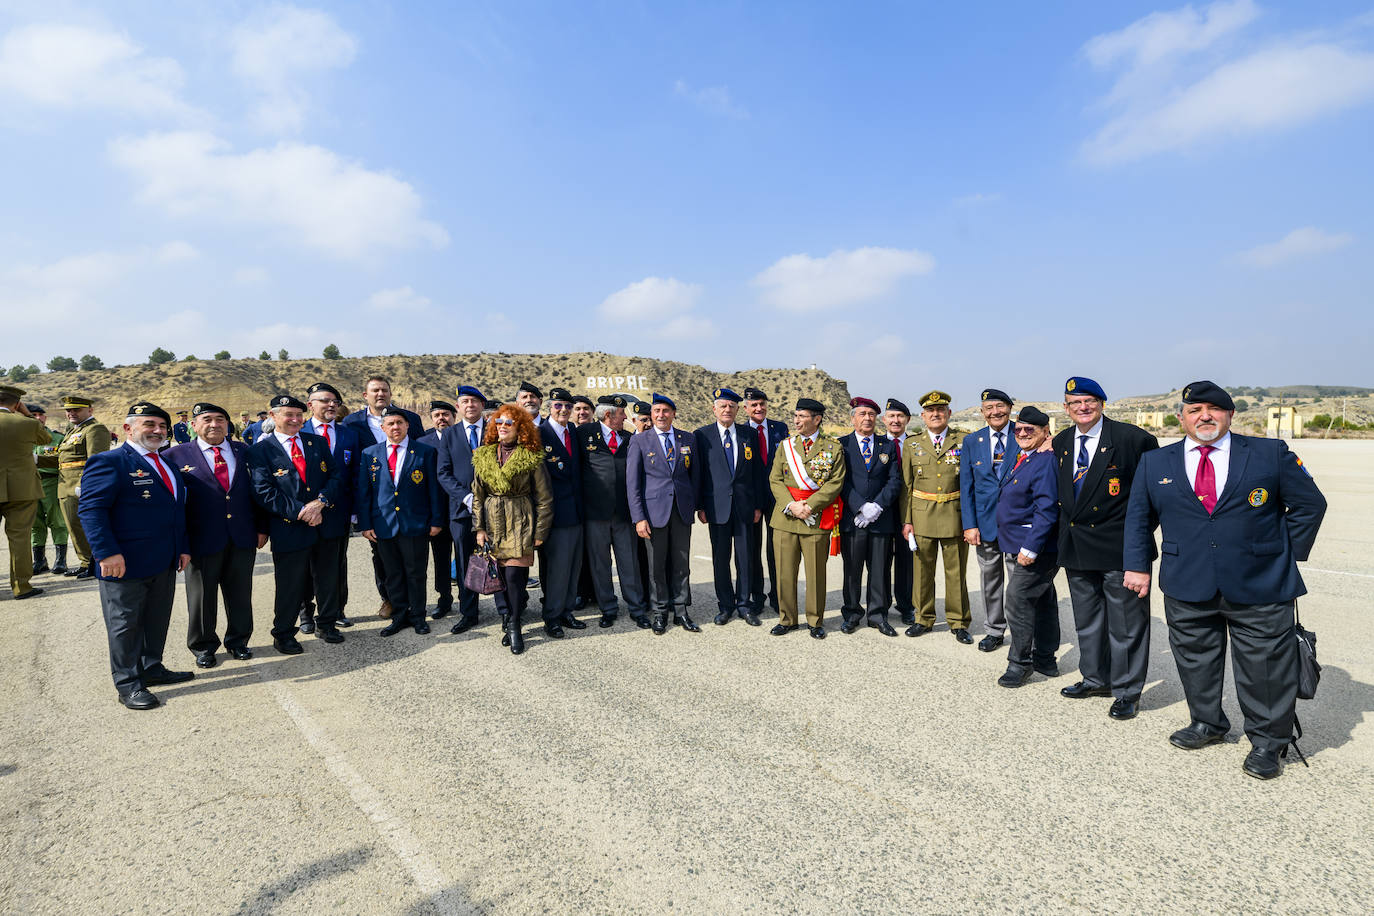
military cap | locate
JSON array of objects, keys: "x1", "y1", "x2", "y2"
[
  {"x1": 981, "y1": 388, "x2": 1013, "y2": 406},
  {"x1": 885, "y1": 398, "x2": 911, "y2": 416},
  {"x1": 1181, "y1": 380, "x2": 1235, "y2": 412},
  {"x1": 712, "y1": 387, "x2": 742, "y2": 403},
  {"x1": 630, "y1": 401, "x2": 650, "y2": 417},
  {"x1": 518, "y1": 381, "x2": 543, "y2": 398},
  {"x1": 128, "y1": 401, "x2": 171, "y2": 424},
  {"x1": 597, "y1": 394, "x2": 627, "y2": 408},
  {"x1": 1065, "y1": 377, "x2": 1107, "y2": 400},
  {"x1": 270, "y1": 394, "x2": 306, "y2": 410},
  {"x1": 571, "y1": 394, "x2": 594, "y2": 407},
  {"x1": 176, "y1": 410, "x2": 189, "y2": 417},
  {"x1": 61, "y1": 394, "x2": 91, "y2": 409},
  {"x1": 191, "y1": 402, "x2": 229, "y2": 419},
  {"x1": 307, "y1": 382, "x2": 342, "y2": 400},
  {"x1": 849, "y1": 396, "x2": 880, "y2": 413},
  {"x1": 429, "y1": 399, "x2": 456, "y2": 414},
  {"x1": 1016, "y1": 405, "x2": 1050, "y2": 427},
  {"x1": 742, "y1": 386, "x2": 768, "y2": 401},
  {"x1": 919, "y1": 390, "x2": 952, "y2": 409},
  {"x1": 548, "y1": 387, "x2": 573, "y2": 402},
  {"x1": 456, "y1": 385, "x2": 486, "y2": 400},
  {"x1": 651, "y1": 392, "x2": 676, "y2": 410},
  {"x1": 0, "y1": 384, "x2": 25, "y2": 399},
  {"x1": 26, "y1": 403, "x2": 44, "y2": 413},
  {"x1": 381, "y1": 405, "x2": 410, "y2": 419},
  {"x1": 483, "y1": 398, "x2": 501, "y2": 410},
  {"x1": 796, "y1": 397, "x2": 825, "y2": 414}
]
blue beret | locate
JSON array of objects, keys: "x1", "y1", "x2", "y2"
[
  {"x1": 456, "y1": 385, "x2": 485, "y2": 400},
  {"x1": 1065, "y1": 377, "x2": 1106, "y2": 400},
  {"x1": 712, "y1": 387, "x2": 742, "y2": 403},
  {"x1": 651, "y1": 392, "x2": 676, "y2": 410},
  {"x1": 1181, "y1": 380, "x2": 1235, "y2": 411}
]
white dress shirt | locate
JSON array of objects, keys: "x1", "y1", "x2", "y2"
[
  {"x1": 198, "y1": 438, "x2": 236, "y2": 481},
  {"x1": 1184, "y1": 433, "x2": 1231, "y2": 497},
  {"x1": 928, "y1": 428, "x2": 947, "y2": 449},
  {"x1": 600, "y1": 422, "x2": 620, "y2": 447},
  {"x1": 1072, "y1": 418, "x2": 1105, "y2": 472},
  {"x1": 546, "y1": 419, "x2": 570, "y2": 449},
  {"x1": 128, "y1": 440, "x2": 178, "y2": 498},
  {"x1": 462, "y1": 420, "x2": 484, "y2": 449},
  {"x1": 313, "y1": 420, "x2": 338, "y2": 453},
  {"x1": 364, "y1": 410, "x2": 386, "y2": 444},
  {"x1": 386, "y1": 438, "x2": 409, "y2": 486}
]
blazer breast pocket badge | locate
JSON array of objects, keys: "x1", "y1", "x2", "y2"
[
  {"x1": 319, "y1": 460, "x2": 328, "y2": 472},
  {"x1": 1248, "y1": 488, "x2": 1268, "y2": 507},
  {"x1": 411, "y1": 469, "x2": 424, "y2": 484},
  {"x1": 1108, "y1": 477, "x2": 1121, "y2": 496},
  {"x1": 273, "y1": 468, "x2": 289, "y2": 477}
]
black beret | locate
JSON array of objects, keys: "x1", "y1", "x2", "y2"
[
  {"x1": 885, "y1": 398, "x2": 910, "y2": 416},
  {"x1": 548, "y1": 387, "x2": 573, "y2": 402},
  {"x1": 1016, "y1": 406, "x2": 1050, "y2": 427},
  {"x1": 256, "y1": 411, "x2": 269, "y2": 418},
  {"x1": 597, "y1": 395, "x2": 627, "y2": 408},
  {"x1": 381, "y1": 405, "x2": 410, "y2": 419},
  {"x1": 26, "y1": 403, "x2": 44, "y2": 413},
  {"x1": 191, "y1": 402, "x2": 229, "y2": 419},
  {"x1": 518, "y1": 381, "x2": 542, "y2": 398},
  {"x1": 571, "y1": 395, "x2": 594, "y2": 407},
  {"x1": 270, "y1": 394, "x2": 306, "y2": 410},
  {"x1": 307, "y1": 382, "x2": 342, "y2": 400},
  {"x1": 981, "y1": 388, "x2": 1013, "y2": 406},
  {"x1": 429, "y1": 400, "x2": 456, "y2": 414},
  {"x1": 483, "y1": 399, "x2": 501, "y2": 410},
  {"x1": 128, "y1": 401, "x2": 171, "y2": 424},
  {"x1": 796, "y1": 398, "x2": 825, "y2": 414},
  {"x1": 742, "y1": 387, "x2": 768, "y2": 401},
  {"x1": 1181, "y1": 380, "x2": 1235, "y2": 411},
  {"x1": 630, "y1": 401, "x2": 650, "y2": 416}
]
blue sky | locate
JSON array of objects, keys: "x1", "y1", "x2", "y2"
[{"x1": 2, "y1": 0, "x2": 1371, "y2": 405}]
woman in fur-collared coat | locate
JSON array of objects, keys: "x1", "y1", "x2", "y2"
[{"x1": 472, "y1": 404, "x2": 553, "y2": 654}]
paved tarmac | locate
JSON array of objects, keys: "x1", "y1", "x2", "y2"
[{"x1": 2, "y1": 439, "x2": 1372, "y2": 915}]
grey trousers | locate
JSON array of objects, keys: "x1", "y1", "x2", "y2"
[
  {"x1": 585, "y1": 517, "x2": 647, "y2": 615},
  {"x1": 1004, "y1": 558, "x2": 1061, "y2": 671},
  {"x1": 1065, "y1": 568, "x2": 1151, "y2": 701},
  {"x1": 538, "y1": 524, "x2": 583, "y2": 623},
  {"x1": 645, "y1": 514, "x2": 692, "y2": 613},
  {"x1": 98, "y1": 566, "x2": 177, "y2": 695},
  {"x1": 975, "y1": 539, "x2": 1009, "y2": 636},
  {"x1": 1164, "y1": 594, "x2": 1298, "y2": 752}
]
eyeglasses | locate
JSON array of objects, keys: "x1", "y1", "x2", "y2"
[
  {"x1": 1065, "y1": 398, "x2": 1099, "y2": 409},
  {"x1": 491, "y1": 418, "x2": 515, "y2": 426},
  {"x1": 550, "y1": 402, "x2": 571, "y2": 410},
  {"x1": 1014, "y1": 425, "x2": 1043, "y2": 436}
]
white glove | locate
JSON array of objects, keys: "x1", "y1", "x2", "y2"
[
  {"x1": 854, "y1": 513, "x2": 870, "y2": 529},
  {"x1": 74, "y1": 485, "x2": 81, "y2": 497},
  {"x1": 859, "y1": 502, "x2": 882, "y2": 525},
  {"x1": 463, "y1": 492, "x2": 474, "y2": 511}
]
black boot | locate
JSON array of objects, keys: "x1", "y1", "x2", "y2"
[
  {"x1": 508, "y1": 609, "x2": 525, "y2": 655},
  {"x1": 50, "y1": 544, "x2": 68, "y2": 575},
  {"x1": 32, "y1": 547, "x2": 49, "y2": 574},
  {"x1": 500, "y1": 613, "x2": 511, "y2": 647}
]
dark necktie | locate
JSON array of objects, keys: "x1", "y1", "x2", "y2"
[
  {"x1": 661, "y1": 432, "x2": 675, "y2": 467},
  {"x1": 289, "y1": 437, "x2": 307, "y2": 481},
  {"x1": 724, "y1": 428, "x2": 734, "y2": 475},
  {"x1": 861, "y1": 437, "x2": 871, "y2": 468},
  {"x1": 803, "y1": 437, "x2": 812, "y2": 455},
  {"x1": 993, "y1": 431, "x2": 1005, "y2": 472},
  {"x1": 469, "y1": 424, "x2": 479, "y2": 450},
  {"x1": 1195, "y1": 445, "x2": 1217, "y2": 513},
  {"x1": 893, "y1": 438, "x2": 901, "y2": 462},
  {"x1": 757, "y1": 424, "x2": 768, "y2": 464},
  {"x1": 1073, "y1": 434, "x2": 1090, "y2": 496},
  {"x1": 563, "y1": 428, "x2": 571, "y2": 453},
  {"x1": 211, "y1": 446, "x2": 230, "y2": 491}
]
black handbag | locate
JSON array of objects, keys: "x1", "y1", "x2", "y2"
[{"x1": 1295, "y1": 600, "x2": 1320, "y2": 701}]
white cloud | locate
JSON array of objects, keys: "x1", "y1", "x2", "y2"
[
  {"x1": 598, "y1": 276, "x2": 701, "y2": 320},
  {"x1": 233, "y1": 266, "x2": 271, "y2": 286},
  {"x1": 673, "y1": 79, "x2": 748, "y2": 119},
  {"x1": 752, "y1": 246, "x2": 935, "y2": 312},
  {"x1": 108, "y1": 131, "x2": 449, "y2": 260},
  {"x1": 0, "y1": 23, "x2": 198, "y2": 119},
  {"x1": 1081, "y1": 2, "x2": 1374, "y2": 164},
  {"x1": 155, "y1": 240, "x2": 199, "y2": 262},
  {"x1": 366, "y1": 285, "x2": 431, "y2": 311},
  {"x1": 230, "y1": 5, "x2": 357, "y2": 133},
  {"x1": 1238, "y1": 226, "x2": 1353, "y2": 267}
]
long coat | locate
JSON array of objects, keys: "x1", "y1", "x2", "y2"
[{"x1": 471, "y1": 444, "x2": 554, "y2": 560}]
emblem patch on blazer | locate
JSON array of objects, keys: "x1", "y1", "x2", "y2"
[
  {"x1": 319, "y1": 460, "x2": 327, "y2": 472},
  {"x1": 1158, "y1": 477, "x2": 1173, "y2": 485},
  {"x1": 1248, "y1": 488, "x2": 1268, "y2": 507},
  {"x1": 744, "y1": 446, "x2": 753, "y2": 461},
  {"x1": 1108, "y1": 477, "x2": 1121, "y2": 496},
  {"x1": 141, "y1": 490, "x2": 151, "y2": 499},
  {"x1": 273, "y1": 468, "x2": 289, "y2": 477},
  {"x1": 343, "y1": 450, "x2": 352, "y2": 463},
  {"x1": 180, "y1": 465, "x2": 194, "y2": 472},
  {"x1": 879, "y1": 453, "x2": 889, "y2": 464},
  {"x1": 130, "y1": 468, "x2": 148, "y2": 478},
  {"x1": 411, "y1": 469, "x2": 424, "y2": 484}
]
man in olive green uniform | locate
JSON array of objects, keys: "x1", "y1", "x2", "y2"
[
  {"x1": 768, "y1": 398, "x2": 846, "y2": 639},
  {"x1": 57, "y1": 395, "x2": 111, "y2": 579},
  {"x1": 1, "y1": 385, "x2": 52, "y2": 599},
  {"x1": 28, "y1": 405, "x2": 68, "y2": 574},
  {"x1": 900, "y1": 390, "x2": 972, "y2": 643}
]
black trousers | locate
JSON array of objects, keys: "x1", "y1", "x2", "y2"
[
  {"x1": 584, "y1": 517, "x2": 647, "y2": 615},
  {"x1": 709, "y1": 514, "x2": 754, "y2": 615},
  {"x1": 97, "y1": 565, "x2": 176, "y2": 694},
  {"x1": 300, "y1": 541, "x2": 349, "y2": 619},
  {"x1": 1065, "y1": 568, "x2": 1151, "y2": 701},
  {"x1": 892, "y1": 534, "x2": 915, "y2": 617},
  {"x1": 492, "y1": 565, "x2": 530, "y2": 621},
  {"x1": 1164, "y1": 593, "x2": 1298, "y2": 752},
  {"x1": 538, "y1": 524, "x2": 583, "y2": 623},
  {"x1": 272, "y1": 537, "x2": 344, "y2": 638},
  {"x1": 840, "y1": 528, "x2": 893, "y2": 624},
  {"x1": 185, "y1": 544, "x2": 256, "y2": 653},
  {"x1": 376, "y1": 534, "x2": 430, "y2": 625},
  {"x1": 429, "y1": 527, "x2": 454, "y2": 611},
  {"x1": 369, "y1": 539, "x2": 388, "y2": 601},
  {"x1": 448, "y1": 517, "x2": 480, "y2": 620},
  {"x1": 1004, "y1": 558, "x2": 1061, "y2": 671},
  {"x1": 645, "y1": 513, "x2": 692, "y2": 614},
  {"x1": 747, "y1": 515, "x2": 779, "y2": 611}
]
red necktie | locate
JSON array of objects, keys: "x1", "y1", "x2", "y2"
[
  {"x1": 290, "y1": 437, "x2": 307, "y2": 481},
  {"x1": 563, "y1": 428, "x2": 571, "y2": 453},
  {"x1": 757, "y1": 425, "x2": 768, "y2": 464},
  {"x1": 148, "y1": 451, "x2": 174, "y2": 495},
  {"x1": 211, "y1": 445, "x2": 231, "y2": 491},
  {"x1": 893, "y1": 438, "x2": 901, "y2": 462},
  {"x1": 1011, "y1": 452, "x2": 1027, "y2": 473},
  {"x1": 608, "y1": 429, "x2": 618, "y2": 453},
  {"x1": 321, "y1": 423, "x2": 331, "y2": 448},
  {"x1": 388, "y1": 443, "x2": 400, "y2": 478},
  {"x1": 1195, "y1": 445, "x2": 1217, "y2": 513}
]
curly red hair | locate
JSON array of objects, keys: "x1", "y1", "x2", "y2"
[{"x1": 483, "y1": 403, "x2": 541, "y2": 452}]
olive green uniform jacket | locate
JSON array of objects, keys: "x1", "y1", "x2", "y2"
[
  {"x1": 768, "y1": 433, "x2": 846, "y2": 535},
  {"x1": 900, "y1": 429, "x2": 966, "y2": 539},
  {"x1": 57, "y1": 417, "x2": 112, "y2": 497}
]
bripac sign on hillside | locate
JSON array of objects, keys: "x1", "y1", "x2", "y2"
[{"x1": 586, "y1": 375, "x2": 649, "y2": 390}]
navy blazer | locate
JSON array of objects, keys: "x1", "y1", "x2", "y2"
[
  {"x1": 165, "y1": 440, "x2": 264, "y2": 556},
  {"x1": 838, "y1": 432, "x2": 901, "y2": 534},
  {"x1": 1054, "y1": 416, "x2": 1159, "y2": 570},
  {"x1": 77, "y1": 443, "x2": 190, "y2": 579},
  {"x1": 960, "y1": 425, "x2": 1021, "y2": 540},
  {"x1": 996, "y1": 451, "x2": 1059, "y2": 557},
  {"x1": 340, "y1": 406, "x2": 425, "y2": 446},
  {"x1": 744, "y1": 418, "x2": 790, "y2": 512},
  {"x1": 416, "y1": 429, "x2": 451, "y2": 523},
  {"x1": 436, "y1": 418, "x2": 486, "y2": 522},
  {"x1": 575, "y1": 422, "x2": 631, "y2": 523},
  {"x1": 626, "y1": 426, "x2": 700, "y2": 527},
  {"x1": 1123, "y1": 435, "x2": 1326, "y2": 604},
  {"x1": 354, "y1": 439, "x2": 444, "y2": 538},
  {"x1": 303, "y1": 418, "x2": 362, "y2": 534},
  {"x1": 248, "y1": 431, "x2": 344, "y2": 554},
  {"x1": 538, "y1": 421, "x2": 583, "y2": 528},
  {"x1": 241, "y1": 421, "x2": 262, "y2": 445},
  {"x1": 693, "y1": 422, "x2": 766, "y2": 525}
]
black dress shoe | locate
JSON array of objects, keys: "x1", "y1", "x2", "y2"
[
  {"x1": 978, "y1": 634, "x2": 1005, "y2": 652},
  {"x1": 64, "y1": 565, "x2": 84, "y2": 577},
  {"x1": 274, "y1": 637, "x2": 304, "y2": 655},
  {"x1": 74, "y1": 566, "x2": 94, "y2": 579},
  {"x1": 743, "y1": 611, "x2": 761, "y2": 627},
  {"x1": 559, "y1": 613, "x2": 587, "y2": 630},
  {"x1": 1060, "y1": 681, "x2": 1112, "y2": 699},
  {"x1": 143, "y1": 666, "x2": 195, "y2": 686},
  {"x1": 952, "y1": 628, "x2": 974, "y2": 644},
  {"x1": 299, "y1": 620, "x2": 316, "y2": 634},
  {"x1": 544, "y1": 623, "x2": 566, "y2": 639},
  {"x1": 1033, "y1": 661, "x2": 1061, "y2": 678},
  {"x1": 631, "y1": 615, "x2": 652, "y2": 629},
  {"x1": 431, "y1": 604, "x2": 452, "y2": 620},
  {"x1": 379, "y1": 621, "x2": 407, "y2": 637},
  {"x1": 870, "y1": 620, "x2": 898, "y2": 637},
  {"x1": 840, "y1": 620, "x2": 860, "y2": 635},
  {"x1": 14, "y1": 587, "x2": 44, "y2": 600},
  {"x1": 998, "y1": 668, "x2": 1031, "y2": 688},
  {"x1": 1242, "y1": 747, "x2": 1283, "y2": 780},
  {"x1": 119, "y1": 689, "x2": 160, "y2": 710},
  {"x1": 1108, "y1": 699, "x2": 1139, "y2": 720},
  {"x1": 714, "y1": 610, "x2": 732, "y2": 626},
  {"x1": 414, "y1": 621, "x2": 431, "y2": 635},
  {"x1": 194, "y1": 651, "x2": 216, "y2": 669},
  {"x1": 316, "y1": 628, "x2": 345, "y2": 644},
  {"x1": 599, "y1": 614, "x2": 616, "y2": 628},
  {"x1": 228, "y1": 647, "x2": 253, "y2": 660},
  {"x1": 335, "y1": 615, "x2": 354, "y2": 628},
  {"x1": 449, "y1": 614, "x2": 478, "y2": 635},
  {"x1": 1169, "y1": 722, "x2": 1228, "y2": 750},
  {"x1": 770, "y1": 623, "x2": 798, "y2": 636},
  {"x1": 899, "y1": 611, "x2": 916, "y2": 626},
  {"x1": 651, "y1": 614, "x2": 668, "y2": 635},
  {"x1": 676, "y1": 614, "x2": 701, "y2": 633},
  {"x1": 905, "y1": 623, "x2": 933, "y2": 637},
  {"x1": 809, "y1": 626, "x2": 826, "y2": 640}
]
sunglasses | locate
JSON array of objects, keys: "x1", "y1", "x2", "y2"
[
  {"x1": 1014, "y1": 425, "x2": 1043, "y2": 436},
  {"x1": 550, "y1": 402, "x2": 572, "y2": 410},
  {"x1": 491, "y1": 418, "x2": 516, "y2": 427}
]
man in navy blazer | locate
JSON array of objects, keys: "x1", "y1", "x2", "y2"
[
  {"x1": 1124, "y1": 381, "x2": 1326, "y2": 780},
  {"x1": 436, "y1": 385, "x2": 488, "y2": 633},
  {"x1": 249, "y1": 394, "x2": 346, "y2": 654},
  {"x1": 165, "y1": 403, "x2": 266, "y2": 669},
  {"x1": 694, "y1": 387, "x2": 766, "y2": 627},
  {"x1": 626, "y1": 393, "x2": 701, "y2": 634},
  {"x1": 78, "y1": 402, "x2": 192, "y2": 710},
  {"x1": 882, "y1": 398, "x2": 918, "y2": 626},
  {"x1": 960, "y1": 388, "x2": 1021, "y2": 652},
  {"x1": 356, "y1": 408, "x2": 444, "y2": 635},
  {"x1": 537, "y1": 388, "x2": 586, "y2": 637},
  {"x1": 301, "y1": 381, "x2": 364, "y2": 631},
  {"x1": 416, "y1": 400, "x2": 457, "y2": 619},
  {"x1": 837, "y1": 397, "x2": 902, "y2": 636},
  {"x1": 741, "y1": 386, "x2": 790, "y2": 616}
]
